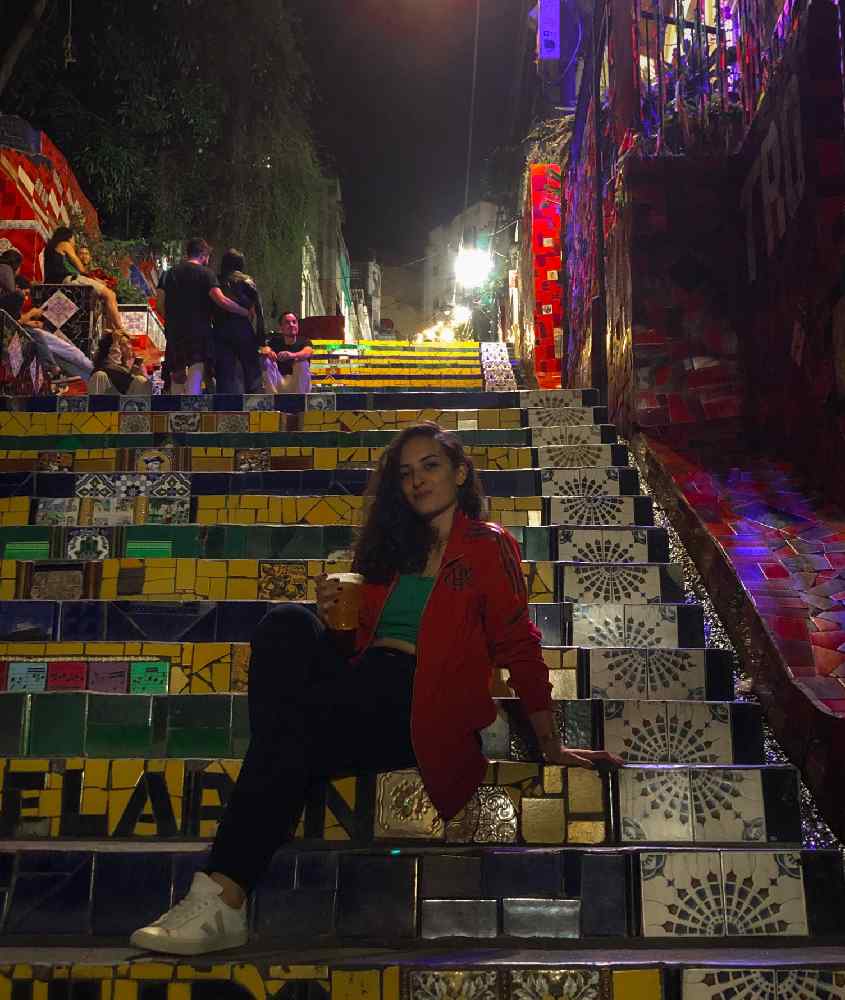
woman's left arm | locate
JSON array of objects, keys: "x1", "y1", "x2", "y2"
[{"x1": 484, "y1": 530, "x2": 623, "y2": 770}]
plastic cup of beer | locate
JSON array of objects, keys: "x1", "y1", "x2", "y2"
[{"x1": 325, "y1": 572, "x2": 364, "y2": 631}]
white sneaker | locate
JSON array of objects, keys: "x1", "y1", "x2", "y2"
[{"x1": 130, "y1": 872, "x2": 248, "y2": 955}]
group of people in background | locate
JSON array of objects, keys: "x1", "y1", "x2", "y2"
[
  {"x1": 0, "y1": 232, "x2": 314, "y2": 397},
  {"x1": 155, "y1": 237, "x2": 313, "y2": 396}
]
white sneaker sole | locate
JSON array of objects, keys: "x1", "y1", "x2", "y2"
[{"x1": 129, "y1": 927, "x2": 248, "y2": 956}]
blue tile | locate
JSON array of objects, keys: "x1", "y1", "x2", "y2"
[
  {"x1": 88, "y1": 395, "x2": 119, "y2": 412},
  {"x1": 296, "y1": 852, "x2": 339, "y2": 890},
  {"x1": 254, "y1": 888, "x2": 335, "y2": 940},
  {"x1": 28, "y1": 395, "x2": 58, "y2": 412},
  {"x1": 106, "y1": 601, "x2": 218, "y2": 642},
  {"x1": 59, "y1": 601, "x2": 106, "y2": 641},
  {"x1": 212, "y1": 394, "x2": 244, "y2": 411},
  {"x1": 34, "y1": 473, "x2": 77, "y2": 498},
  {"x1": 6, "y1": 851, "x2": 93, "y2": 935},
  {"x1": 151, "y1": 396, "x2": 179, "y2": 411},
  {"x1": 92, "y1": 851, "x2": 171, "y2": 935},
  {"x1": 217, "y1": 602, "x2": 270, "y2": 642},
  {"x1": 336, "y1": 854, "x2": 417, "y2": 938},
  {"x1": 190, "y1": 473, "x2": 231, "y2": 496},
  {"x1": 0, "y1": 473, "x2": 36, "y2": 498},
  {"x1": 482, "y1": 851, "x2": 563, "y2": 899},
  {"x1": 0, "y1": 601, "x2": 57, "y2": 641},
  {"x1": 579, "y1": 852, "x2": 626, "y2": 936}
]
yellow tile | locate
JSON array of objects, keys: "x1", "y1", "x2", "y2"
[
  {"x1": 228, "y1": 559, "x2": 258, "y2": 579},
  {"x1": 268, "y1": 966, "x2": 329, "y2": 980},
  {"x1": 241, "y1": 496, "x2": 268, "y2": 510},
  {"x1": 543, "y1": 766, "x2": 564, "y2": 794},
  {"x1": 314, "y1": 448, "x2": 338, "y2": 469},
  {"x1": 175, "y1": 559, "x2": 197, "y2": 591},
  {"x1": 567, "y1": 768, "x2": 604, "y2": 813},
  {"x1": 521, "y1": 797, "x2": 565, "y2": 843},
  {"x1": 226, "y1": 578, "x2": 258, "y2": 600},
  {"x1": 196, "y1": 508, "x2": 218, "y2": 525},
  {"x1": 112, "y1": 982, "x2": 140, "y2": 1000},
  {"x1": 198, "y1": 560, "x2": 226, "y2": 578},
  {"x1": 382, "y1": 968, "x2": 400, "y2": 1000},
  {"x1": 612, "y1": 970, "x2": 663, "y2": 1000},
  {"x1": 199, "y1": 496, "x2": 226, "y2": 509},
  {"x1": 233, "y1": 965, "x2": 267, "y2": 998},
  {"x1": 231, "y1": 509, "x2": 256, "y2": 524},
  {"x1": 567, "y1": 819, "x2": 606, "y2": 843},
  {"x1": 331, "y1": 971, "x2": 380, "y2": 1000},
  {"x1": 208, "y1": 578, "x2": 227, "y2": 600}
]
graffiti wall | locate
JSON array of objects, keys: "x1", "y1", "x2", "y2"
[
  {"x1": 0, "y1": 115, "x2": 99, "y2": 282},
  {"x1": 734, "y1": 0, "x2": 845, "y2": 493}
]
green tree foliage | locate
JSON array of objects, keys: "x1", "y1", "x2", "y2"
[{"x1": 3, "y1": 0, "x2": 322, "y2": 310}]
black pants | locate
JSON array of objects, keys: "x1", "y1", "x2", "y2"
[
  {"x1": 208, "y1": 604, "x2": 418, "y2": 892},
  {"x1": 214, "y1": 322, "x2": 262, "y2": 394}
]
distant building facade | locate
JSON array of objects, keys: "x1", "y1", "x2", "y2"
[{"x1": 423, "y1": 200, "x2": 498, "y2": 322}]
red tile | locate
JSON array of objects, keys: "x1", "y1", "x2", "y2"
[
  {"x1": 765, "y1": 615, "x2": 811, "y2": 641},
  {"x1": 821, "y1": 699, "x2": 845, "y2": 714},
  {"x1": 46, "y1": 661, "x2": 88, "y2": 691},
  {"x1": 809, "y1": 629, "x2": 845, "y2": 651},
  {"x1": 812, "y1": 645, "x2": 845, "y2": 677},
  {"x1": 760, "y1": 563, "x2": 791, "y2": 579},
  {"x1": 0, "y1": 661, "x2": 6, "y2": 691}
]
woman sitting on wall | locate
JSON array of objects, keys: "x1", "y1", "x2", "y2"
[
  {"x1": 130, "y1": 420, "x2": 622, "y2": 956},
  {"x1": 43, "y1": 227, "x2": 126, "y2": 332},
  {"x1": 0, "y1": 246, "x2": 93, "y2": 384}
]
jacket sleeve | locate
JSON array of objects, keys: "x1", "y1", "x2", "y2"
[{"x1": 482, "y1": 528, "x2": 552, "y2": 714}]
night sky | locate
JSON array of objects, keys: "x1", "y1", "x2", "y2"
[{"x1": 288, "y1": 0, "x2": 529, "y2": 263}]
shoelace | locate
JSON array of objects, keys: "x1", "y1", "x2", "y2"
[{"x1": 156, "y1": 892, "x2": 215, "y2": 928}]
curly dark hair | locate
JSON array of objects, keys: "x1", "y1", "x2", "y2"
[{"x1": 352, "y1": 422, "x2": 487, "y2": 583}]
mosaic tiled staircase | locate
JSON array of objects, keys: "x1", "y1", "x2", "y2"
[{"x1": 0, "y1": 375, "x2": 843, "y2": 998}]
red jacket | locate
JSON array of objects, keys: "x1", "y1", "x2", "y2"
[{"x1": 355, "y1": 508, "x2": 552, "y2": 820}]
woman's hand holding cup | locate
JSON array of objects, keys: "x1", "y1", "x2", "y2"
[{"x1": 315, "y1": 573, "x2": 341, "y2": 627}]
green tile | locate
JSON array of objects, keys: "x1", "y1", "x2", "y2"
[
  {"x1": 166, "y1": 694, "x2": 232, "y2": 757},
  {"x1": 231, "y1": 695, "x2": 250, "y2": 757},
  {"x1": 221, "y1": 525, "x2": 250, "y2": 559},
  {"x1": 265, "y1": 526, "x2": 325, "y2": 559},
  {"x1": 125, "y1": 541, "x2": 172, "y2": 558},
  {"x1": 0, "y1": 526, "x2": 52, "y2": 561},
  {"x1": 129, "y1": 661, "x2": 169, "y2": 694},
  {"x1": 563, "y1": 700, "x2": 595, "y2": 749},
  {"x1": 28, "y1": 692, "x2": 87, "y2": 756},
  {"x1": 0, "y1": 693, "x2": 28, "y2": 754},
  {"x1": 523, "y1": 526, "x2": 553, "y2": 561},
  {"x1": 85, "y1": 694, "x2": 167, "y2": 756}
]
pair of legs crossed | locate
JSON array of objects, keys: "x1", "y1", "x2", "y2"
[{"x1": 208, "y1": 604, "x2": 417, "y2": 893}]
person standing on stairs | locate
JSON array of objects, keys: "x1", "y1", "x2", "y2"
[
  {"x1": 130, "y1": 421, "x2": 622, "y2": 957},
  {"x1": 156, "y1": 238, "x2": 252, "y2": 395},
  {"x1": 213, "y1": 248, "x2": 265, "y2": 394}
]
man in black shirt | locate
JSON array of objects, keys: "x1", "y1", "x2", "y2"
[
  {"x1": 157, "y1": 238, "x2": 251, "y2": 394},
  {"x1": 260, "y1": 311, "x2": 314, "y2": 393}
]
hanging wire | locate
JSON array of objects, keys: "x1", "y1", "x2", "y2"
[
  {"x1": 63, "y1": 0, "x2": 76, "y2": 67},
  {"x1": 463, "y1": 0, "x2": 482, "y2": 215}
]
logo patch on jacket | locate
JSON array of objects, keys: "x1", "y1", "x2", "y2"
[{"x1": 443, "y1": 561, "x2": 473, "y2": 591}]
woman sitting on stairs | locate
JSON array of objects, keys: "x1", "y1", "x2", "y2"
[{"x1": 131, "y1": 421, "x2": 622, "y2": 956}]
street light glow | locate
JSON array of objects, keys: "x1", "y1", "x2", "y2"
[
  {"x1": 454, "y1": 247, "x2": 492, "y2": 288},
  {"x1": 452, "y1": 305, "x2": 472, "y2": 324}
]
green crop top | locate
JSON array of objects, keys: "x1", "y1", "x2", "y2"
[{"x1": 373, "y1": 574, "x2": 436, "y2": 647}]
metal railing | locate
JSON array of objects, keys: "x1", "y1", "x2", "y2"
[{"x1": 631, "y1": 0, "x2": 808, "y2": 154}]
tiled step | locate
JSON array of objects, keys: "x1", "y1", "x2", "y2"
[
  {"x1": 0, "y1": 523, "x2": 670, "y2": 562},
  {"x1": 0, "y1": 749, "x2": 797, "y2": 847},
  {"x1": 1, "y1": 557, "x2": 678, "y2": 604},
  {"x1": 1, "y1": 959, "x2": 845, "y2": 1000},
  {"x1": 0, "y1": 465, "x2": 643, "y2": 502},
  {"x1": 0, "y1": 387, "x2": 601, "y2": 412},
  {"x1": 6, "y1": 494, "x2": 655, "y2": 530},
  {"x1": 0, "y1": 419, "x2": 619, "y2": 449},
  {"x1": 2, "y1": 443, "x2": 617, "y2": 472},
  {"x1": 0, "y1": 690, "x2": 747, "y2": 763},
  {"x1": 0, "y1": 599, "x2": 700, "y2": 647},
  {"x1": 0, "y1": 843, "x2": 840, "y2": 942},
  {"x1": 0, "y1": 642, "x2": 733, "y2": 701},
  {"x1": 536, "y1": 444, "x2": 629, "y2": 469}
]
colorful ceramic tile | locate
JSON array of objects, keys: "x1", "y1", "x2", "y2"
[
  {"x1": 589, "y1": 648, "x2": 649, "y2": 698},
  {"x1": 75, "y1": 473, "x2": 116, "y2": 499},
  {"x1": 135, "y1": 448, "x2": 174, "y2": 473},
  {"x1": 119, "y1": 412, "x2": 151, "y2": 434},
  {"x1": 65, "y1": 528, "x2": 112, "y2": 560},
  {"x1": 374, "y1": 769, "x2": 444, "y2": 840},
  {"x1": 217, "y1": 413, "x2": 249, "y2": 433},
  {"x1": 148, "y1": 472, "x2": 191, "y2": 498},
  {"x1": 410, "y1": 971, "x2": 499, "y2": 1000},
  {"x1": 8, "y1": 662, "x2": 47, "y2": 692},
  {"x1": 35, "y1": 498, "x2": 80, "y2": 526},
  {"x1": 90, "y1": 498, "x2": 134, "y2": 526},
  {"x1": 562, "y1": 565, "x2": 663, "y2": 605},
  {"x1": 510, "y1": 971, "x2": 600, "y2": 1000},
  {"x1": 690, "y1": 769, "x2": 766, "y2": 843},
  {"x1": 639, "y1": 850, "x2": 725, "y2": 936},
  {"x1": 722, "y1": 851, "x2": 808, "y2": 935},
  {"x1": 682, "y1": 969, "x2": 776, "y2": 1000},
  {"x1": 647, "y1": 649, "x2": 708, "y2": 700},
  {"x1": 667, "y1": 702, "x2": 734, "y2": 765},
  {"x1": 169, "y1": 412, "x2": 201, "y2": 433},
  {"x1": 147, "y1": 497, "x2": 190, "y2": 525},
  {"x1": 550, "y1": 496, "x2": 638, "y2": 527},
  {"x1": 30, "y1": 567, "x2": 84, "y2": 600},
  {"x1": 619, "y1": 767, "x2": 693, "y2": 842}
]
